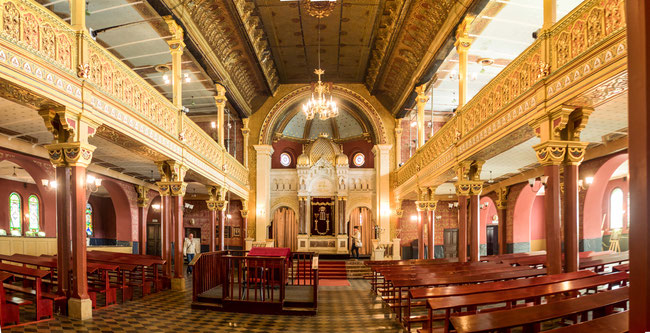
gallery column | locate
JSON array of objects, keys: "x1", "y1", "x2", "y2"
[
  {"x1": 415, "y1": 85, "x2": 429, "y2": 148},
  {"x1": 214, "y1": 84, "x2": 227, "y2": 147},
  {"x1": 372, "y1": 144, "x2": 392, "y2": 243},
  {"x1": 216, "y1": 187, "x2": 228, "y2": 251},
  {"x1": 416, "y1": 200, "x2": 427, "y2": 260},
  {"x1": 240, "y1": 201, "x2": 249, "y2": 248},
  {"x1": 427, "y1": 197, "x2": 437, "y2": 260},
  {"x1": 241, "y1": 119, "x2": 250, "y2": 168},
  {"x1": 164, "y1": 17, "x2": 185, "y2": 109},
  {"x1": 136, "y1": 185, "x2": 148, "y2": 255},
  {"x1": 455, "y1": 161, "x2": 483, "y2": 263},
  {"x1": 157, "y1": 161, "x2": 188, "y2": 290},
  {"x1": 455, "y1": 17, "x2": 473, "y2": 108},
  {"x1": 394, "y1": 119, "x2": 403, "y2": 168},
  {"x1": 41, "y1": 107, "x2": 100, "y2": 320},
  {"x1": 206, "y1": 186, "x2": 218, "y2": 252},
  {"x1": 495, "y1": 187, "x2": 509, "y2": 255}
]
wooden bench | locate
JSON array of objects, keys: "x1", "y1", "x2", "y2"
[
  {"x1": 403, "y1": 270, "x2": 597, "y2": 331},
  {"x1": 0, "y1": 262, "x2": 52, "y2": 320},
  {"x1": 449, "y1": 287, "x2": 628, "y2": 333},
  {"x1": 544, "y1": 310, "x2": 628, "y2": 333},
  {"x1": 424, "y1": 271, "x2": 629, "y2": 332}
]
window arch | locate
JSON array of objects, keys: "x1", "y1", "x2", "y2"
[
  {"x1": 609, "y1": 188, "x2": 624, "y2": 230},
  {"x1": 85, "y1": 203, "x2": 93, "y2": 236},
  {"x1": 9, "y1": 192, "x2": 22, "y2": 233},
  {"x1": 28, "y1": 195, "x2": 39, "y2": 232}
]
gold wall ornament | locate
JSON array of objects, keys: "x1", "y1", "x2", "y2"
[
  {"x1": 301, "y1": 0, "x2": 337, "y2": 18},
  {"x1": 495, "y1": 187, "x2": 509, "y2": 210},
  {"x1": 136, "y1": 185, "x2": 148, "y2": 208}
]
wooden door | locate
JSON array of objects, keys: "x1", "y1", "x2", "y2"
[
  {"x1": 146, "y1": 224, "x2": 161, "y2": 256},
  {"x1": 486, "y1": 225, "x2": 499, "y2": 255},
  {"x1": 443, "y1": 228, "x2": 458, "y2": 258}
]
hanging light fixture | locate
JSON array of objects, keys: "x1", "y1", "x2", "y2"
[{"x1": 302, "y1": 14, "x2": 338, "y2": 120}]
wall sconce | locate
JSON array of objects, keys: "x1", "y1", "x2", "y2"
[
  {"x1": 211, "y1": 121, "x2": 216, "y2": 129},
  {"x1": 436, "y1": 215, "x2": 442, "y2": 220},
  {"x1": 578, "y1": 176, "x2": 594, "y2": 190},
  {"x1": 257, "y1": 207, "x2": 265, "y2": 216},
  {"x1": 226, "y1": 214, "x2": 232, "y2": 219},
  {"x1": 410, "y1": 215, "x2": 418, "y2": 222},
  {"x1": 528, "y1": 176, "x2": 548, "y2": 190},
  {"x1": 41, "y1": 179, "x2": 58, "y2": 189},
  {"x1": 86, "y1": 175, "x2": 102, "y2": 193},
  {"x1": 151, "y1": 203, "x2": 161, "y2": 211},
  {"x1": 448, "y1": 202, "x2": 459, "y2": 210},
  {"x1": 184, "y1": 203, "x2": 194, "y2": 210},
  {"x1": 480, "y1": 202, "x2": 490, "y2": 209}
]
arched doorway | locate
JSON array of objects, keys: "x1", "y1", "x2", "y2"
[
  {"x1": 511, "y1": 181, "x2": 545, "y2": 253},
  {"x1": 146, "y1": 195, "x2": 162, "y2": 256},
  {"x1": 348, "y1": 207, "x2": 373, "y2": 255},
  {"x1": 479, "y1": 197, "x2": 498, "y2": 255},
  {"x1": 583, "y1": 153, "x2": 629, "y2": 251},
  {"x1": 271, "y1": 207, "x2": 298, "y2": 250},
  {"x1": 87, "y1": 177, "x2": 134, "y2": 246}
]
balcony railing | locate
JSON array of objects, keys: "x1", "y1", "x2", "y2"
[
  {"x1": 0, "y1": 0, "x2": 248, "y2": 189},
  {"x1": 394, "y1": 0, "x2": 626, "y2": 189}
]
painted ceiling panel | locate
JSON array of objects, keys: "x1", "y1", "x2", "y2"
[
  {"x1": 308, "y1": 117, "x2": 334, "y2": 140},
  {"x1": 336, "y1": 111, "x2": 364, "y2": 138},
  {"x1": 282, "y1": 111, "x2": 308, "y2": 138}
]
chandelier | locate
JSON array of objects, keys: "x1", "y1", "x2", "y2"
[
  {"x1": 302, "y1": 11, "x2": 338, "y2": 121},
  {"x1": 303, "y1": 69, "x2": 338, "y2": 120}
]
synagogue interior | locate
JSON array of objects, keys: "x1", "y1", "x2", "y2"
[{"x1": 0, "y1": 0, "x2": 646, "y2": 332}]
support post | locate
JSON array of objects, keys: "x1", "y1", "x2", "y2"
[
  {"x1": 455, "y1": 17, "x2": 473, "y2": 108},
  {"x1": 542, "y1": 0, "x2": 556, "y2": 31},
  {"x1": 216, "y1": 187, "x2": 228, "y2": 251},
  {"x1": 240, "y1": 202, "x2": 248, "y2": 248},
  {"x1": 469, "y1": 187, "x2": 482, "y2": 262},
  {"x1": 495, "y1": 187, "x2": 508, "y2": 255},
  {"x1": 215, "y1": 84, "x2": 227, "y2": 147},
  {"x1": 254, "y1": 145, "x2": 274, "y2": 241},
  {"x1": 164, "y1": 17, "x2": 185, "y2": 109},
  {"x1": 427, "y1": 200, "x2": 437, "y2": 260},
  {"x1": 241, "y1": 118, "x2": 250, "y2": 167},
  {"x1": 457, "y1": 195, "x2": 468, "y2": 262},
  {"x1": 627, "y1": 1, "x2": 650, "y2": 328},
  {"x1": 416, "y1": 200, "x2": 427, "y2": 260},
  {"x1": 415, "y1": 85, "x2": 429, "y2": 148},
  {"x1": 136, "y1": 185, "x2": 148, "y2": 255},
  {"x1": 394, "y1": 119, "x2": 403, "y2": 168},
  {"x1": 373, "y1": 144, "x2": 392, "y2": 243}
]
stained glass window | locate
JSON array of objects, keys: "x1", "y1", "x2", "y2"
[
  {"x1": 28, "y1": 195, "x2": 39, "y2": 232},
  {"x1": 9, "y1": 192, "x2": 21, "y2": 233},
  {"x1": 353, "y1": 153, "x2": 365, "y2": 167},
  {"x1": 85, "y1": 203, "x2": 93, "y2": 236},
  {"x1": 280, "y1": 152, "x2": 291, "y2": 167}
]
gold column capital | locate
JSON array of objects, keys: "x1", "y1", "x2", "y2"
[
  {"x1": 45, "y1": 142, "x2": 96, "y2": 168},
  {"x1": 157, "y1": 181, "x2": 187, "y2": 197},
  {"x1": 427, "y1": 200, "x2": 438, "y2": 211},
  {"x1": 156, "y1": 160, "x2": 188, "y2": 182},
  {"x1": 415, "y1": 201, "x2": 428, "y2": 212},
  {"x1": 455, "y1": 180, "x2": 483, "y2": 196},
  {"x1": 533, "y1": 140, "x2": 567, "y2": 166},
  {"x1": 164, "y1": 16, "x2": 185, "y2": 52}
]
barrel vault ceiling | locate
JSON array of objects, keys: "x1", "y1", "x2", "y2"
[{"x1": 161, "y1": 0, "x2": 477, "y2": 115}]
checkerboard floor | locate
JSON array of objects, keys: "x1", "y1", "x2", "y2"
[{"x1": 4, "y1": 277, "x2": 403, "y2": 332}]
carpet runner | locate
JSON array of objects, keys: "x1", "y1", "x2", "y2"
[{"x1": 318, "y1": 260, "x2": 347, "y2": 280}]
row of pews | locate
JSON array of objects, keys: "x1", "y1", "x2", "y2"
[
  {"x1": 0, "y1": 250, "x2": 166, "y2": 327},
  {"x1": 366, "y1": 250, "x2": 629, "y2": 332}
]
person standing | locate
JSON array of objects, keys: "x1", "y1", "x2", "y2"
[
  {"x1": 351, "y1": 226, "x2": 362, "y2": 259},
  {"x1": 183, "y1": 233, "x2": 201, "y2": 274}
]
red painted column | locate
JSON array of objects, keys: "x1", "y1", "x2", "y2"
[
  {"x1": 496, "y1": 205, "x2": 507, "y2": 254},
  {"x1": 219, "y1": 207, "x2": 226, "y2": 251},
  {"x1": 70, "y1": 166, "x2": 89, "y2": 300},
  {"x1": 161, "y1": 195, "x2": 172, "y2": 277},
  {"x1": 55, "y1": 167, "x2": 71, "y2": 297},
  {"x1": 544, "y1": 164, "x2": 563, "y2": 275},
  {"x1": 469, "y1": 194, "x2": 480, "y2": 262},
  {"x1": 417, "y1": 204, "x2": 426, "y2": 259},
  {"x1": 627, "y1": 1, "x2": 650, "y2": 330},
  {"x1": 209, "y1": 207, "x2": 217, "y2": 252},
  {"x1": 171, "y1": 195, "x2": 184, "y2": 279},
  {"x1": 564, "y1": 163, "x2": 579, "y2": 272},
  {"x1": 427, "y1": 209, "x2": 434, "y2": 260},
  {"x1": 457, "y1": 196, "x2": 468, "y2": 262},
  {"x1": 138, "y1": 205, "x2": 146, "y2": 255}
]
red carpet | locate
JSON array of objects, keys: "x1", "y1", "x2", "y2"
[
  {"x1": 318, "y1": 260, "x2": 347, "y2": 279},
  {"x1": 319, "y1": 279, "x2": 351, "y2": 286}
]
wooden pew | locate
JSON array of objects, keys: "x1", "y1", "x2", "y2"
[
  {"x1": 0, "y1": 271, "x2": 19, "y2": 327},
  {"x1": 449, "y1": 287, "x2": 628, "y2": 333},
  {"x1": 613, "y1": 263, "x2": 629, "y2": 272},
  {"x1": 87, "y1": 251, "x2": 166, "y2": 292},
  {"x1": 424, "y1": 272, "x2": 629, "y2": 333},
  {"x1": 0, "y1": 263, "x2": 52, "y2": 321},
  {"x1": 545, "y1": 310, "x2": 628, "y2": 333},
  {"x1": 403, "y1": 270, "x2": 596, "y2": 331}
]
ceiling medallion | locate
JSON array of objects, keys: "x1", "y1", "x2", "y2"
[{"x1": 301, "y1": 0, "x2": 337, "y2": 18}]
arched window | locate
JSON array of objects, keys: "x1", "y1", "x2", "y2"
[
  {"x1": 280, "y1": 152, "x2": 291, "y2": 167},
  {"x1": 85, "y1": 203, "x2": 93, "y2": 236},
  {"x1": 28, "y1": 195, "x2": 39, "y2": 232},
  {"x1": 9, "y1": 192, "x2": 22, "y2": 233},
  {"x1": 609, "y1": 188, "x2": 624, "y2": 229}
]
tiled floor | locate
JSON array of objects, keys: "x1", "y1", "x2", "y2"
[{"x1": 5, "y1": 277, "x2": 403, "y2": 333}]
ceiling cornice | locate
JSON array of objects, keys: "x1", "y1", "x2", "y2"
[
  {"x1": 366, "y1": 0, "x2": 479, "y2": 114},
  {"x1": 158, "y1": 0, "x2": 279, "y2": 116}
]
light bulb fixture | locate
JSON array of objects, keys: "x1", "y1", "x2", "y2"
[
  {"x1": 410, "y1": 121, "x2": 417, "y2": 127},
  {"x1": 410, "y1": 215, "x2": 417, "y2": 222},
  {"x1": 50, "y1": 181, "x2": 58, "y2": 189},
  {"x1": 152, "y1": 203, "x2": 161, "y2": 211},
  {"x1": 488, "y1": 170, "x2": 494, "y2": 184},
  {"x1": 226, "y1": 214, "x2": 232, "y2": 219},
  {"x1": 436, "y1": 215, "x2": 442, "y2": 220},
  {"x1": 86, "y1": 175, "x2": 102, "y2": 193},
  {"x1": 528, "y1": 176, "x2": 549, "y2": 191},
  {"x1": 184, "y1": 73, "x2": 190, "y2": 83},
  {"x1": 302, "y1": 16, "x2": 338, "y2": 121},
  {"x1": 585, "y1": 176, "x2": 594, "y2": 185},
  {"x1": 211, "y1": 121, "x2": 216, "y2": 129}
]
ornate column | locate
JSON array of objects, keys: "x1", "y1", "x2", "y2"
[
  {"x1": 495, "y1": 187, "x2": 509, "y2": 255},
  {"x1": 157, "y1": 187, "x2": 172, "y2": 279},
  {"x1": 41, "y1": 108, "x2": 99, "y2": 320},
  {"x1": 530, "y1": 106, "x2": 590, "y2": 275},
  {"x1": 216, "y1": 187, "x2": 228, "y2": 251},
  {"x1": 241, "y1": 118, "x2": 250, "y2": 167},
  {"x1": 206, "y1": 186, "x2": 218, "y2": 252},
  {"x1": 394, "y1": 119, "x2": 403, "y2": 168},
  {"x1": 415, "y1": 194, "x2": 428, "y2": 260},
  {"x1": 215, "y1": 84, "x2": 227, "y2": 147},
  {"x1": 427, "y1": 193, "x2": 437, "y2": 260},
  {"x1": 240, "y1": 201, "x2": 249, "y2": 248},
  {"x1": 415, "y1": 85, "x2": 429, "y2": 148},
  {"x1": 254, "y1": 145, "x2": 274, "y2": 241},
  {"x1": 455, "y1": 160, "x2": 483, "y2": 262},
  {"x1": 164, "y1": 17, "x2": 185, "y2": 109},
  {"x1": 298, "y1": 197, "x2": 306, "y2": 234},
  {"x1": 373, "y1": 144, "x2": 392, "y2": 243},
  {"x1": 157, "y1": 161, "x2": 188, "y2": 290},
  {"x1": 542, "y1": 0, "x2": 556, "y2": 31},
  {"x1": 469, "y1": 181, "x2": 483, "y2": 262},
  {"x1": 455, "y1": 17, "x2": 473, "y2": 108},
  {"x1": 627, "y1": 3, "x2": 650, "y2": 327},
  {"x1": 136, "y1": 186, "x2": 148, "y2": 255},
  {"x1": 69, "y1": 0, "x2": 86, "y2": 31}
]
